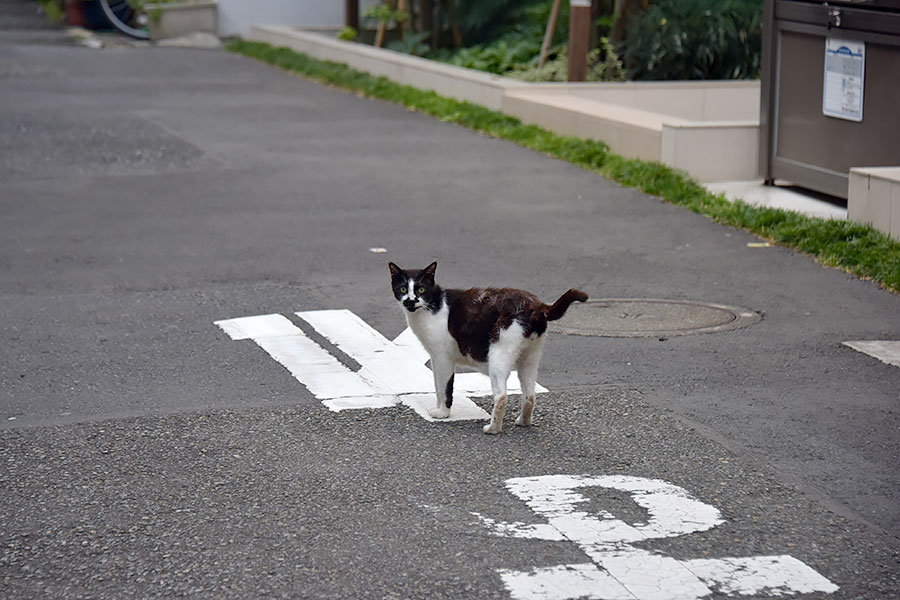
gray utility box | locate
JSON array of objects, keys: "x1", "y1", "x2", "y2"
[{"x1": 759, "y1": 0, "x2": 900, "y2": 199}]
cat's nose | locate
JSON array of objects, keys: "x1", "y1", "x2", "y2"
[{"x1": 403, "y1": 299, "x2": 418, "y2": 311}]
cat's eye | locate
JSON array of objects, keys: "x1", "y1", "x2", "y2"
[
  {"x1": 399, "y1": 286, "x2": 407, "y2": 293},
  {"x1": 417, "y1": 287, "x2": 426, "y2": 294}
]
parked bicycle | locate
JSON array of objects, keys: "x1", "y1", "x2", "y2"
[{"x1": 97, "y1": 0, "x2": 150, "y2": 40}]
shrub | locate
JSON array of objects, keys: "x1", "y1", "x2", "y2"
[
  {"x1": 37, "y1": 0, "x2": 64, "y2": 23},
  {"x1": 430, "y1": 1, "x2": 559, "y2": 74},
  {"x1": 458, "y1": 0, "x2": 538, "y2": 45},
  {"x1": 621, "y1": 0, "x2": 762, "y2": 80},
  {"x1": 337, "y1": 26, "x2": 358, "y2": 42},
  {"x1": 511, "y1": 38, "x2": 626, "y2": 82},
  {"x1": 387, "y1": 31, "x2": 431, "y2": 56},
  {"x1": 443, "y1": 35, "x2": 541, "y2": 74}
]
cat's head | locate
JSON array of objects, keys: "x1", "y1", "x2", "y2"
[{"x1": 389, "y1": 261, "x2": 438, "y2": 313}]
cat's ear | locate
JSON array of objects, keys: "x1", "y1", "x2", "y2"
[
  {"x1": 423, "y1": 261, "x2": 437, "y2": 278},
  {"x1": 388, "y1": 262, "x2": 403, "y2": 278}
]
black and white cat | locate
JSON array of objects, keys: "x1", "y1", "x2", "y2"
[{"x1": 389, "y1": 261, "x2": 587, "y2": 434}]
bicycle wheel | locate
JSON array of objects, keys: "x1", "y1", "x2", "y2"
[{"x1": 98, "y1": 0, "x2": 150, "y2": 40}]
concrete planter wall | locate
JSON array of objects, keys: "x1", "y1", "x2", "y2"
[
  {"x1": 248, "y1": 25, "x2": 519, "y2": 111},
  {"x1": 148, "y1": 1, "x2": 218, "y2": 41},
  {"x1": 848, "y1": 168, "x2": 900, "y2": 241},
  {"x1": 501, "y1": 81, "x2": 761, "y2": 182},
  {"x1": 661, "y1": 122, "x2": 759, "y2": 183},
  {"x1": 247, "y1": 26, "x2": 762, "y2": 183}
]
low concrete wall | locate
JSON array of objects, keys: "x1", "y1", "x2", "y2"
[
  {"x1": 661, "y1": 122, "x2": 760, "y2": 183},
  {"x1": 245, "y1": 26, "x2": 762, "y2": 182},
  {"x1": 149, "y1": 1, "x2": 217, "y2": 41},
  {"x1": 518, "y1": 81, "x2": 760, "y2": 122},
  {"x1": 502, "y1": 91, "x2": 668, "y2": 162},
  {"x1": 848, "y1": 167, "x2": 900, "y2": 241},
  {"x1": 503, "y1": 89, "x2": 759, "y2": 181},
  {"x1": 248, "y1": 26, "x2": 521, "y2": 111}
]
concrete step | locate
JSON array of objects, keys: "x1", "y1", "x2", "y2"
[
  {"x1": 0, "y1": 0, "x2": 75, "y2": 44},
  {"x1": 0, "y1": 0, "x2": 54, "y2": 27},
  {"x1": 0, "y1": 28, "x2": 74, "y2": 44},
  {"x1": 0, "y1": 0, "x2": 58, "y2": 25}
]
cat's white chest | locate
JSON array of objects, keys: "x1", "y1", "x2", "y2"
[{"x1": 406, "y1": 304, "x2": 455, "y2": 358}]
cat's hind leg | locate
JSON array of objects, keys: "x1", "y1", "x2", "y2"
[
  {"x1": 484, "y1": 364, "x2": 510, "y2": 434},
  {"x1": 515, "y1": 341, "x2": 544, "y2": 427},
  {"x1": 483, "y1": 326, "x2": 522, "y2": 434},
  {"x1": 428, "y1": 358, "x2": 455, "y2": 420}
]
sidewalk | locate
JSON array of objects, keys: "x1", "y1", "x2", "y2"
[{"x1": 706, "y1": 179, "x2": 848, "y2": 220}]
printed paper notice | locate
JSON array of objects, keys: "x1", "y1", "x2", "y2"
[{"x1": 823, "y1": 38, "x2": 865, "y2": 122}]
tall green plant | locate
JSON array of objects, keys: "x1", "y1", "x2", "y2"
[
  {"x1": 442, "y1": 37, "x2": 541, "y2": 74},
  {"x1": 621, "y1": 0, "x2": 762, "y2": 80},
  {"x1": 428, "y1": 1, "x2": 566, "y2": 74},
  {"x1": 456, "y1": 0, "x2": 520, "y2": 43},
  {"x1": 388, "y1": 31, "x2": 431, "y2": 56},
  {"x1": 453, "y1": 0, "x2": 560, "y2": 46},
  {"x1": 37, "y1": 0, "x2": 64, "y2": 23},
  {"x1": 511, "y1": 39, "x2": 626, "y2": 82}
]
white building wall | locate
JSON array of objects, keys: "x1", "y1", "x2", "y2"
[{"x1": 218, "y1": 0, "x2": 380, "y2": 38}]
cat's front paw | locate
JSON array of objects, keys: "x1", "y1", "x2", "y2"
[
  {"x1": 482, "y1": 422, "x2": 502, "y2": 434},
  {"x1": 429, "y1": 407, "x2": 451, "y2": 419}
]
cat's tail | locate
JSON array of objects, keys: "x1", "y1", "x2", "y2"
[{"x1": 545, "y1": 289, "x2": 588, "y2": 321}]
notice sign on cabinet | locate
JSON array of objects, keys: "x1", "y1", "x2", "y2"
[{"x1": 823, "y1": 37, "x2": 865, "y2": 122}]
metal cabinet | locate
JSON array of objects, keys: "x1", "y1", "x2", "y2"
[{"x1": 759, "y1": 0, "x2": 900, "y2": 199}]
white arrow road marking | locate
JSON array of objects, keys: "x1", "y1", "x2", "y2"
[
  {"x1": 216, "y1": 310, "x2": 548, "y2": 422},
  {"x1": 215, "y1": 314, "x2": 396, "y2": 409},
  {"x1": 476, "y1": 474, "x2": 838, "y2": 600},
  {"x1": 297, "y1": 310, "x2": 435, "y2": 395},
  {"x1": 683, "y1": 555, "x2": 840, "y2": 597},
  {"x1": 389, "y1": 324, "x2": 548, "y2": 397},
  {"x1": 843, "y1": 340, "x2": 900, "y2": 368},
  {"x1": 295, "y1": 309, "x2": 487, "y2": 421},
  {"x1": 498, "y1": 564, "x2": 633, "y2": 600}
]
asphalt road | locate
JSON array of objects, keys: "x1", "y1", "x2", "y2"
[{"x1": 1, "y1": 33, "x2": 899, "y2": 600}]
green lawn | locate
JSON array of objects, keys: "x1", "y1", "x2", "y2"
[{"x1": 227, "y1": 40, "x2": 900, "y2": 293}]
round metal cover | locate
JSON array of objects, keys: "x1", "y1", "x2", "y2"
[{"x1": 550, "y1": 298, "x2": 762, "y2": 338}]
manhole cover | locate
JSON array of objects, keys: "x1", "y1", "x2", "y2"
[{"x1": 550, "y1": 298, "x2": 761, "y2": 338}]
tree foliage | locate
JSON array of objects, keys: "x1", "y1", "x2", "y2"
[
  {"x1": 621, "y1": 0, "x2": 762, "y2": 80},
  {"x1": 361, "y1": 0, "x2": 763, "y2": 82}
]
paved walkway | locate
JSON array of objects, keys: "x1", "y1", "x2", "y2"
[
  {"x1": 707, "y1": 179, "x2": 849, "y2": 220},
  {"x1": 1, "y1": 27, "x2": 898, "y2": 600}
]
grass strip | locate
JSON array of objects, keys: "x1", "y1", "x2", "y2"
[{"x1": 226, "y1": 39, "x2": 900, "y2": 293}]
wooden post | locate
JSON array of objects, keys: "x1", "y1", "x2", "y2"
[
  {"x1": 568, "y1": 0, "x2": 592, "y2": 81},
  {"x1": 538, "y1": 0, "x2": 562, "y2": 68},
  {"x1": 419, "y1": 0, "x2": 435, "y2": 48},
  {"x1": 449, "y1": 0, "x2": 462, "y2": 47},
  {"x1": 345, "y1": 0, "x2": 359, "y2": 30},
  {"x1": 397, "y1": 0, "x2": 407, "y2": 38}
]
